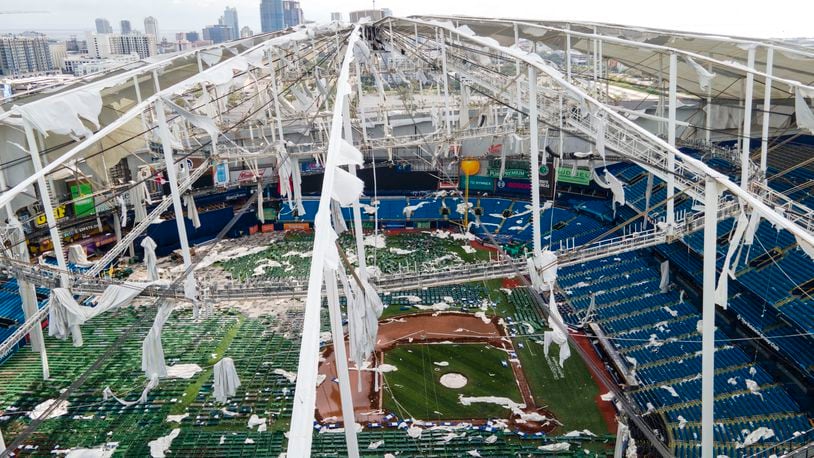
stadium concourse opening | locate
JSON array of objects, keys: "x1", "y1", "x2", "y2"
[{"x1": 0, "y1": 13, "x2": 813, "y2": 458}]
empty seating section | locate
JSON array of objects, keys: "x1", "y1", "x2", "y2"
[
  {"x1": 0, "y1": 277, "x2": 48, "y2": 362},
  {"x1": 614, "y1": 153, "x2": 814, "y2": 381},
  {"x1": 557, "y1": 245, "x2": 810, "y2": 456}
]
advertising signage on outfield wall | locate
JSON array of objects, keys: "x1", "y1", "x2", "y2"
[
  {"x1": 494, "y1": 163, "x2": 555, "y2": 199},
  {"x1": 487, "y1": 168, "x2": 527, "y2": 178},
  {"x1": 458, "y1": 175, "x2": 495, "y2": 192},
  {"x1": 557, "y1": 167, "x2": 592, "y2": 186}
]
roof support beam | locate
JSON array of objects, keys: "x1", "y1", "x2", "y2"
[
  {"x1": 701, "y1": 176, "x2": 721, "y2": 458},
  {"x1": 416, "y1": 16, "x2": 814, "y2": 97},
  {"x1": 741, "y1": 47, "x2": 756, "y2": 186},
  {"x1": 393, "y1": 17, "x2": 814, "y2": 248},
  {"x1": 760, "y1": 48, "x2": 774, "y2": 178},
  {"x1": 287, "y1": 24, "x2": 362, "y2": 458},
  {"x1": 528, "y1": 65, "x2": 542, "y2": 256},
  {"x1": 667, "y1": 53, "x2": 677, "y2": 229}
]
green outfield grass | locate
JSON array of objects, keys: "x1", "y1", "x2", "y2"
[
  {"x1": 382, "y1": 343, "x2": 522, "y2": 420},
  {"x1": 492, "y1": 285, "x2": 610, "y2": 435}
]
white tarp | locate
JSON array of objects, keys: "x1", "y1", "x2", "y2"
[
  {"x1": 141, "y1": 236, "x2": 159, "y2": 281},
  {"x1": 14, "y1": 88, "x2": 103, "y2": 139},
  {"x1": 130, "y1": 170, "x2": 153, "y2": 224},
  {"x1": 142, "y1": 303, "x2": 173, "y2": 377},
  {"x1": 67, "y1": 244, "x2": 93, "y2": 267},
  {"x1": 684, "y1": 56, "x2": 716, "y2": 92},
  {"x1": 48, "y1": 283, "x2": 154, "y2": 346},
  {"x1": 103, "y1": 373, "x2": 160, "y2": 406},
  {"x1": 257, "y1": 183, "x2": 265, "y2": 224},
  {"x1": 527, "y1": 250, "x2": 559, "y2": 292},
  {"x1": 659, "y1": 261, "x2": 669, "y2": 293},
  {"x1": 794, "y1": 88, "x2": 814, "y2": 135},
  {"x1": 594, "y1": 113, "x2": 606, "y2": 161},
  {"x1": 162, "y1": 97, "x2": 220, "y2": 145},
  {"x1": 337, "y1": 267, "x2": 384, "y2": 368},
  {"x1": 543, "y1": 292, "x2": 570, "y2": 367},
  {"x1": 184, "y1": 194, "x2": 201, "y2": 229},
  {"x1": 213, "y1": 357, "x2": 241, "y2": 403},
  {"x1": 715, "y1": 209, "x2": 749, "y2": 309}
]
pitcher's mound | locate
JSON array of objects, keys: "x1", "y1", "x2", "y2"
[{"x1": 440, "y1": 372, "x2": 468, "y2": 389}]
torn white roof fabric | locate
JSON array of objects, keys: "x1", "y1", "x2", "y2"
[{"x1": 213, "y1": 357, "x2": 242, "y2": 404}]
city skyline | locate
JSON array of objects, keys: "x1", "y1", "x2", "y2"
[{"x1": 0, "y1": 0, "x2": 812, "y2": 39}]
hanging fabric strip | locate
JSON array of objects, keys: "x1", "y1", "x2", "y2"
[
  {"x1": 129, "y1": 180, "x2": 150, "y2": 224},
  {"x1": 659, "y1": 261, "x2": 670, "y2": 293},
  {"x1": 743, "y1": 210, "x2": 761, "y2": 246},
  {"x1": 684, "y1": 56, "x2": 716, "y2": 92},
  {"x1": 331, "y1": 200, "x2": 348, "y2": 234},
  {"x1": 142, "y1": 303, "x2": 173, "y2": 377},
  {"x1": 797, "y1": 234, "x2": 814, "y2": 260},
  {"x1": 184, "y1": 194, "x2": 201, "y2": 229},
  {"x1": 213, "y1": 357, "x2": 241, "y2": 404},
  {"x1": 103, "y1": 374, "x2": 160, "y2": 406},
  {"x1": 605, "y1": 170, "x2": 626, "y2": 207},
  {"x1": 118, "y1": 196, "x2": 128, "y2": 228},
  {"x1": 715, "y1": 209, "x2": 749, "y2": 309},
  {"x1": 459, "y1": 84, "x2": 470, "y2": 128},
  {"x1": 48, "y1": 282, "x2": 155, "y2": 347},
  {"x1": 184, "y1": 274, "x2": 199, "y2": 318},
  {"x1": 161, "y1": 96, "x2": 220, "y2": 145},
  {"x1": 794, "y1": 88, "x2": 814, "y2": 135},
  {"x1": 141, "y1": 236, "x2": 159, "y2": 281},
  {"x1": 594, "y1": 114, "x2": 606, "y2": 162},
  {"x1": 291, "y1": 158, "x2": 305, "y2": 215},
  {"x1": 257, "y1": 183, "x2": 265, "y2": 224},
  {"x1": 14, "y1": 88, "x2": 103, "y2": 139}
]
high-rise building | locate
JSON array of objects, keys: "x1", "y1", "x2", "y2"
[
  {"x1": 120, "y1": 20, "x2": 132, "y2": 34},
  {"x1": 260, "y1": 0, "x2": 285, "y2": 33},
  {"x1": 0, "y1": 33, "x2": 55, "y2": 76},
  {"x1": 110, "y1": 33, "x2": 156, "y2": 58},
  {"x1": 86, "y1": 32, "x2": 156, "y2": 59},
  {"x1": 222, "y1": 7, "x2": 239, "y2": 41},
  {"x1": 95, "y1": 18, "x2": 113, "y2": 34},
  {"x1": 240, "y1": 26, "x2": 253, "y2": 38},
  {"x1": 48, "y1": 42, "x2": 67, "y2": 70},
  {"x1": 86, "y1": 32, "x2": 113, "y2": 58},
  {"x1": 202, "y1": 25, "x2": 232, "y2": 44},
  {"x1": 330, "y1": 12, "x2": 343, "y2": 22},
  {"x1": 349, "y1": 9, "x2": 391, "y2": 23},
  {"x1": 144, "y1": 17, "x2": 159, "y2": 39},
  {"x1": 282, "y1": 1, "x2": 304, "y2": 28}
]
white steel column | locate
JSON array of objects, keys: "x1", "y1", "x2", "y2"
[
  {"x1": 592, "y1": 31, "x2": 599, "y2": 96},
  {"x1": 288, "y1": 25, "x2": 363, "y2": 458},
  {"x1": 515, "y1": 23, "x2": 523, "y2": 122},
  {"x1": 528, "y1": 66, "x2": 542, "y2": 256},
  {"x1": 565, "y1": 26, "x2": 572, "y2": 83},
  {"x1": 701, "y1": 176, "x2": 719, "y2": 458},
  {"x1": 324, "y1": 268, "x2": 359, "y2": 458},
  {"x1": 666, "y1": 53, "x2": 677, "y2": 228},
  {"x1": 24, "y1": 122, "x2": 69, "y2": 284},
  {"x1": 25, "y1": 120, "x2": 74, "y2": 351},
  {"x1": 0, "y1": 170, "x2": 49, "y2": 379},
  {"x1": 155, "y1": 99, "x2": 193, "y2": 272},
  {"x1": 355, "y1": 60, "x2": 368, "y2": 143},
  {"x1": 741, "y1": 47, "x2": 756, "y2": 186},
  {"x1": 759, "y1": 47, "x2": 773, "y2": 179},
  {"x1": 440, "y1": 28, "x2": 452, "y2": 136},
  {"x1": 705, "y1": 63, "x2": 712, "y2": 144},
  {"x1": 267, "y1": 49, "x2": 286, "y2": 143}
]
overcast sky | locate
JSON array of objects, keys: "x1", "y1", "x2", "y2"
[{"x1": 0, "y1": 0, "x2": 810, "y2": 40}]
